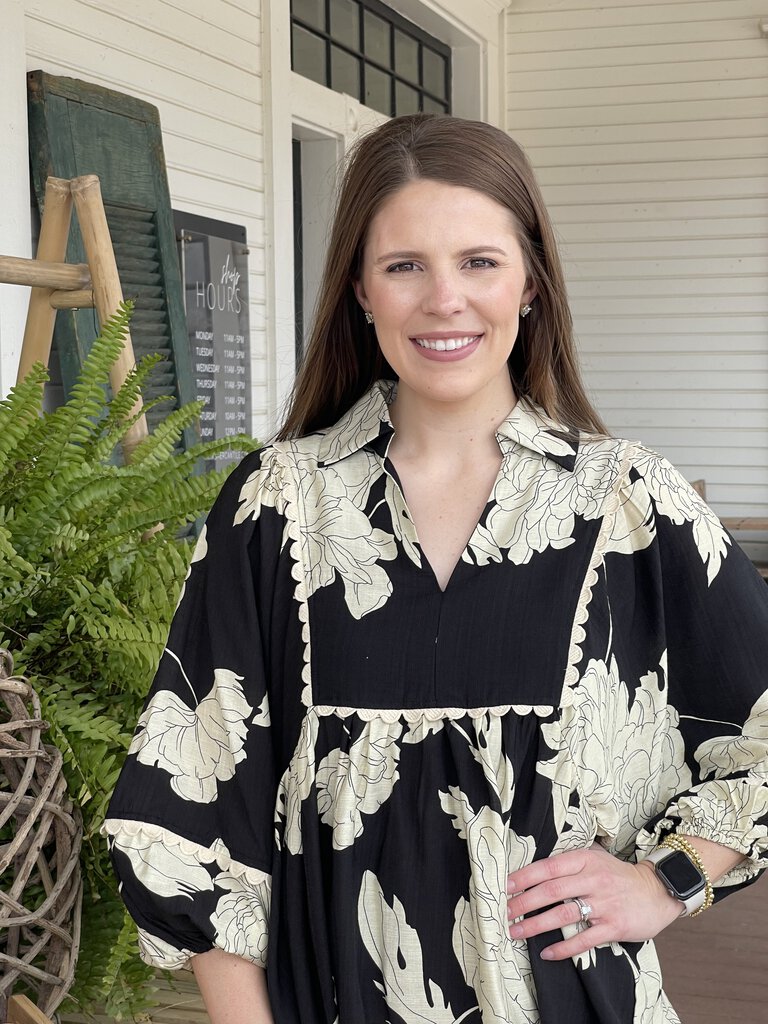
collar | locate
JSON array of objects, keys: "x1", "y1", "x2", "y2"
[{"x1": 316, "y1": 380, "x2": 579, "y2": 472}]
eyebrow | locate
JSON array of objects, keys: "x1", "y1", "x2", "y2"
[{"x1": 374, "y1": 246, "x2": 509, "y2": 265}]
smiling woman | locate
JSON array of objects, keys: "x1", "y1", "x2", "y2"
[{"x1": 104, "y1": 115, "x2": 768, "y2": 1024}]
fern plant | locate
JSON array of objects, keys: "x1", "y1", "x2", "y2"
[{"x1": 0, "y1": 303, "x2": 260, "y2": 1019}]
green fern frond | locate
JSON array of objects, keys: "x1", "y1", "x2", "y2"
[
  {"x1": 0, "y1": 362, "x2": 49, "y2": 470},
  {"x1": 0, "y1": 300, "x2": 260, "y2": 1018}
]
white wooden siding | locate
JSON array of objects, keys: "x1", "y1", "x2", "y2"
[
  {"x1": 506, "y1": 0, "x2": 768, "y2": 561},
  {"x1": 24, "y1": 0, "x2": 269, "y2": 437}
]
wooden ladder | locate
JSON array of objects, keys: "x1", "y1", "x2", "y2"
[{"x1": 0, "y1": 174, "x2": 148, "y2": 458}]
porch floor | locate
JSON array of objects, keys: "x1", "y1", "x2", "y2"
[{"x1": 654, "y1": 876, "x2": 768, "y2": 1023}]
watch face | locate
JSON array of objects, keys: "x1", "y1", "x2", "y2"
[{"x1": 657, "y1": 850, "x2": 705, "y2": 899}]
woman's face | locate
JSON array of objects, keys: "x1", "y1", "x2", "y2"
[{"x1": 354, "y1": 178, "x2": 536, "y2": 409}]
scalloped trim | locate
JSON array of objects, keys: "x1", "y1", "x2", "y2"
[
  {"x1": 269, "y1": 445, "x2": 314, "y2": 709},
  {"x1": 312, "y1": 703, "x2": 555, "y2": 721},
  {"x1": 562, "y1": 441, "x2": 637, "y2": 700},
  {"x1": 101, "y1": 818, "x2": 271, "y2": 886}
]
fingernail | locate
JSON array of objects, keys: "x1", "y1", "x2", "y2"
[
  {"x1": 509, "y1": 924, "x2": 524, "y2": 937},
  {"x1": 540, "y1": 949, "x2": 554, "y2": 960}
]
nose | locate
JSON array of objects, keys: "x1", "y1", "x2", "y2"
[{"x1": 421, "y1": 270, "x2": 467, "y2": 317}]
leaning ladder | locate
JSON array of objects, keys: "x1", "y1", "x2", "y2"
[{"x1": 0, "y1": 174, "x2": 148, "y2": 458}]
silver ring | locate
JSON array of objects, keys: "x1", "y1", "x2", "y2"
[{"x1": 565, "y1": 896, "x2": 593, "y2": 927}]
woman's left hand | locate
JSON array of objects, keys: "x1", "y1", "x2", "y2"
[{"x1": 505, "y1": 844, "x2": 684, "y2": 961}]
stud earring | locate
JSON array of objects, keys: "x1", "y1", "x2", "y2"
[
  {"x1": 364, "y1": 311, "x2": 375, "y2": 324},
  {"x1": 520, "y1": 304, "x2": 532, "y2": 318}
]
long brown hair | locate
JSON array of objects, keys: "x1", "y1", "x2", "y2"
[{"x1": 277, "y1": 114, "x2": 607, "y2": 439}]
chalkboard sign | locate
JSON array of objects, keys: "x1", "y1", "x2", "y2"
[{"x1": 174, "y1": 212, "x2": 251, "y2": 468}]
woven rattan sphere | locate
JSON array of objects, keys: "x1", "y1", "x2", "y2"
[{"x1": 0, "y1": 649, "x2": 83, "y2": 1019}]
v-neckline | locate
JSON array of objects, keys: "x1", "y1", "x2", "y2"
[{"x1": 383, "y1": 454, "x2": 503, "y2": 595}]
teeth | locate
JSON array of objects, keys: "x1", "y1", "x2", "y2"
[{"x1": 413, "y1": 335, "x2": 479, "y2": 351}]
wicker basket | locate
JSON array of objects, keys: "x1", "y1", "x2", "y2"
[{"x1": 0, "y1": 650, "x2": 83, "y2": 1019}]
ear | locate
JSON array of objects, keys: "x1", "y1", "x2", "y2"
[
  {"x1": 352, "y1": 277, "x2": 369, "y2": 313},
  {"x1": 522, "y1": 279, "x2": 538, "y2": 306}
]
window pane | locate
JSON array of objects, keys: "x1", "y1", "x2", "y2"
[
  {"x1": 364, "y1": 10, "x2": 390, "y2": 65},
  {"x1": 395, "y1": 80, "x2": 420, "y2": 115},
  {"x1": 292, "y1": 0, "x2": 325, "y2": 32},
  {"x1": 364, "y1": 64, "x2": 392, "y2": 116},
  {"x1": 394, "y1": 29, "x2": 419, "y2": 83},
  {"x1": 422, "y1": 48, "x2": 446, "y2": 99},
  {"x1": 422, "y1": 96, "x2": 447, "y2": 115},
  {"x1": 292, "y1": 24, "x2": 327, "y2": 85},
  {"x1": 330, "y1": 0, "x2": 360, "y2": 50},
  {"x1": 331, "y1": 45, "x2": 361, "y2": 98}
]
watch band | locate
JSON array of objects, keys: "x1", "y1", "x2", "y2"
[
  {"x1": 645, "y1": 836, "x2": 715, "y2": 917},
  {"x1": 645, "y1": 847, "x2": 706, "y2": 915}
]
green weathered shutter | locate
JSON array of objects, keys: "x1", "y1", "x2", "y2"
[{"x1": 27, "y1": 70, "x2": 195, "y2": 438}]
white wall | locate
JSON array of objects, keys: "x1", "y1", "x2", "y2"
[
  {"x1": 0, "y1": 0, "x2": 32, "y2": 398},
  {"x1": 23, "y1": 0, "x2": 269, "y2": 437},
  {"x1": 506, "y1": 0, "x2": 768, "y2": 557}
]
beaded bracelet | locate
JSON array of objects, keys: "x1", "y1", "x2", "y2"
[{"x1": 659, "y1": 834, "x2": 715, "y2": 917}]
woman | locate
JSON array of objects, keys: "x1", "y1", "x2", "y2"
[{"x1": 104, "y1": 115, "x2": 768, "y2": 1024}]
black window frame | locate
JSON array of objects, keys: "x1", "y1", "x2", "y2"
[{"x1": 290, "y1": 0, "x2": 451, "y2": 117}]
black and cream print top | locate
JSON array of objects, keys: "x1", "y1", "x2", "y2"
[{"x1": 105, "y1": 381, "x2": 768, "y2": 1024}]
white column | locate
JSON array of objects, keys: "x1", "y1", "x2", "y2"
[{"x1": 0, "y1": 0, "x2": 31, "y2": 397}]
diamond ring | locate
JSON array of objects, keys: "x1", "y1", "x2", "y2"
[{"x1": 565, "y1": 896, "x2": 593, "y2": 927}]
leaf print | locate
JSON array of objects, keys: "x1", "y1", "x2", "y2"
[
  {"x1": 403, "y1": 718, "x2": 445, "y2": 744},
  {"x1": 544, "y1": 652, "x2": 692, "y2": 858},
  {"x1": 633, "y1": 446, "x2": 730, "y2": 585},
  {"x1": 468, "y1": 715, "x2": 515, "y2": 815},
  {"x1": 467, "y1": 442, "x2": 620, "y2": 568},
  {"x1": 253, "y1": 692, "x2": 271, "y2": 727},
  {"x1": 603, "y1": 477, "x2": 655, "y2": 557},
  {"x1": 276, "y1": 710, "x2": 320, "y2": 855},
  {"x1": 210, "y1": 869, "x2": 271, "y2": 967},
  {"x1": 449, "y1": 803, "x2": 538, "y2": 1024},
  {"x1": 385, "y1": 473, "x2": 421, "y2": 567},
  {"x1": 316, "y1": 383, "x2": 392, "y2": 465},
  {"x1": 130, "y1": 663, "x2": 253, "y2": 803},
  {"x1": 137, "y1": 927, "x2": 194, "y2": 969},
  {"x1": 440, "y1": 787, "x2": 476, "y2": 841},
  {"x1": 295, "y1": 457, "x2": 399, "y2": 618},
  {"x1": 234, "y1": 454, "x2": 285, "y2": 524},
  {"x1": 461, "y1": 522, "x2": 503, "y2": 566},
  {"x1": 626, "y1": 942, "x2": 680, "y2": 1024},
  {"x1": 116, "y1": 828, "x2": 215, "y2": 899},
  {"x1": 695, "y1": 690, "x2": 768, "y2": 782},
  {"x1": 673, "y1": 779, "x2": 768, "y2": 857},
  {"x1": 358, "y1": 870, "x2": 461, "y2": 1024},
  {"x1": 316, "y1": 722, "x2": 403, "y2": 849}
]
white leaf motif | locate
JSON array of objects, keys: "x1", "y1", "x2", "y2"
[
  {"x1": 116, "y1": 829, "x2": 214, "y2": 900},
  {"x1": 449, "y1": 802, "x2": 538, "y2": 1024},
  {"x1": 137, "y1": 928, "x2": 194, "y2": 970},
  {"x1": 316, "y1": 722, "x2": 403, "y2": 849},
  {"x1": 633, "y1": 446, "x2": 731, "y2": 585},
  {"x1": 358, "y1": 870, "x2": 462, "y2": 1024},
  {"x1": 695, "y1": 690, "x2": 768, "y2": 782},
  {"x1": 131, "y1": 664, "x2": 253, "y2": 803},
  {"x1": 210, "y1": 870, "x2": 271, "y2": 967}
]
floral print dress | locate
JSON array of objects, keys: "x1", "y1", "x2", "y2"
[{"x1": 104, "y1": 381, "x2": 768, "y2": 1024}]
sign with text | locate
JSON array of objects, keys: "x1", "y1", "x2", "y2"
[{"x1": 174, "y1": 212, "x2": 251, "y2": 469}]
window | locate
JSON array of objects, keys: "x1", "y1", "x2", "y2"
[{"x1": 291, "y1": 0, "x2": 450, "y2": 116}]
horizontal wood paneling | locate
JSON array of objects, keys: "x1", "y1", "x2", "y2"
[
  {"x1": 506, "y1": 0, "x2": 768, "y2": 547},
  {"x1": 25, "y1": 0, "x2": 267, "y2": 432}
]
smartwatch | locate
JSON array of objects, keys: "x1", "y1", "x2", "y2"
[{"x1": 644, "y1": 846, "x2": 707, "y2": 916}]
